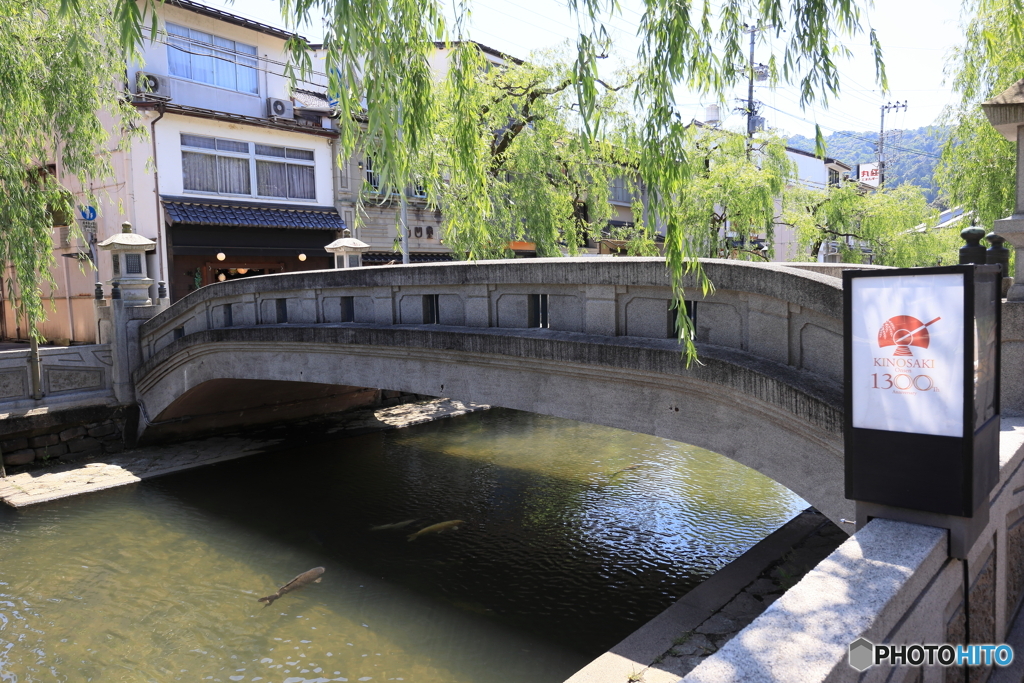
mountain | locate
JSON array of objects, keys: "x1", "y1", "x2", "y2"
[{"x1": 786, "y1": 126, "x2": 948, "y2": 204}]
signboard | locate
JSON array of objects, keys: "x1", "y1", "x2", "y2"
[
  {"x1": 857, "y1": 163, "x2": 880, "y2": 188},
  {"x1": 850, "y1": 273, "x2": 964, "y2": 437},
  {"x1": 844, "y1": 265, "x2": 1001, "y2": 518}
]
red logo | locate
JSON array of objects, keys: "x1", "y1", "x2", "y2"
[{"x1": 878, "y1": 316, "x2": 941, "y2": 357}]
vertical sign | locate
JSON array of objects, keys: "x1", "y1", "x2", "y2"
[
  {"x1": 850, "y1": 273, "x2": 965, "y2": 437},
  {"x1": 844, "y1": 265, "x2": 1001, "y2": 519}
]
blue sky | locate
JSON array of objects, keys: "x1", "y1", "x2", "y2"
[{"x1": 201, "y1": 0, "x2": 966, "y2": 139}]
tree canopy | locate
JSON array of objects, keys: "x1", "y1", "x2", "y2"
[
  {"x1": 782, "y1": 183, "x2": 954, "y2": 266},
  {"x1": 936, "y1": 0, "x2": 1023, "y2": 228},
  {"x1": 12, "y1": 0, "x2": 898, "y2": 357},
  {"x1": 0, "y1": 0, "x2": 139, "y2": 334}
]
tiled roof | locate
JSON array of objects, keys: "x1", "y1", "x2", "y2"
[
  {"x1": 162, "y1": 196, "x2": 345, "y2": 230},
  {"x1": 293, "y1": 89, "x2": 331, "y2": 109},
  {"x1": 362, "y1": 252, "x2": 456, "y2": 264},
  {"x1": 166, "y1": 0, "x2": 305, "y2": 42}
]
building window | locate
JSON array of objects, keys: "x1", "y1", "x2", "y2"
[
  {"x1": 828, "y1": 168, "x2": 841, "y2": 187},
  {"x1": 181, "y1": 134, "x2": 316, "y2": 201},
  {"x1": 364, "y1": 157, "x2": 380, "y2": 192},
  {"x1": 610, "y1": 176, "x2": 635, "y2": 204},
  {"x1": 166, "y1": 22, "x2": 259, "y2": 94}
]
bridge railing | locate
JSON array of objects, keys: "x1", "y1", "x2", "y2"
[{"x1": 139, "y1": 257, "x2": 847, "y2": 386}]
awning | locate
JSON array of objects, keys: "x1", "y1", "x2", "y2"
[{"x1": 162, "y1": 195, "x2": 345, "y2": 231}]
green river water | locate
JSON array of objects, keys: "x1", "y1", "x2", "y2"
[{"x1": 0, "y1": 408, "x2": 806, "y2": 683}]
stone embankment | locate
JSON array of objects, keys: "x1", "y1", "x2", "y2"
[
  {"x1": 0, "y1": 402, "x2": 130, "y2": 467},
  {"x1": 0, "y1": 397, "x2": 488, "y2": 507}
]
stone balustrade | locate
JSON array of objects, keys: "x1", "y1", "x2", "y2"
[{"x1": 0, "y1": 344, "x2": 114, "y2": 410}]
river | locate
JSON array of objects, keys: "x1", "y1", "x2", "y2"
[{"x1": 0, "y1": 407, "x2": 806, "y2": 683}]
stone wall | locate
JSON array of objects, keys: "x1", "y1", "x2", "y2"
[{"x1": 0, "y1": 403, "x2": 129, "y2": 468}]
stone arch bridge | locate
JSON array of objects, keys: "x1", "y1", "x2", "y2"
[{"x1": 127, "y1": 257, "x2": 853, "y2": 524}]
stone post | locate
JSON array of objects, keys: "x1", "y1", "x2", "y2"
[{"x1": 959, "y1": 226, "x2": 988, "y2": 265}]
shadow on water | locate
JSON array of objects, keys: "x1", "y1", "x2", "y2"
[{"x1": 0, "y1": 408, "x2": 806, "y2": 683}]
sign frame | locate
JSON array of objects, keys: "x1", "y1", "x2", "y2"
[{"x1": 843, "y1": 265, "x2": 1001, "y2": 518}]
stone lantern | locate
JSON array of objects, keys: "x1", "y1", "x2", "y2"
[
  {"x1": 982, "y1": 77, "x2": 1024, "y2": 299},
  {"x1": 97, "y1": 221, "x2": 157, "y2": 305},
  {"x1": 324, "y1": 229, "x2": 370, "y2": 269}
]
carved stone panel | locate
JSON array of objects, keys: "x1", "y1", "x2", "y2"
[
  {"x1": 945, "y1": 586, "x2": 966, "y2": 683},
  {"x1": 438, "y1": 294, "x2": 465, "y2": 326},
  {"x1": 695, "y1": 302, "x2": 741, "y2": 348},
  {"x1": 800, "y1": 323, "x2": 843, "y2": 382},
  {"x1": 625, "y1": 297, "x2": 671, "y2": 339},
  {"x1": 45, "y1": 368, "x2": 104, "y2": 394},
  {"x1": 0, "y1": 369, "x2": 27, "y2": 399},
  {"x1": 747, "y1": 310, "x2": 788, "y2": 365},
  {"x1": 969, "y1": 540, "x2": 996, "y2": 683},
  {"x1": 321, "y1": 296, "x2": 343, "y2": 323},
  {"x1": 286, "y1": 297, "x2": 316, "y2": 323},
  {"x1": 353, "y1": 296, "x2": 374, "y2": 323},
  {"x1": 231, "y1": 302, "x2": 256, "y2": 326},
  {"x1": 398, "y1": 295, "x2": 424, "y2": 324},
  {"x1": 549, "y1": 294, "x2": 584, "y2": 333},
  {"x1": 91, "y1": 348, "x2": 113, "y2": 366},
  {"x1": 1006, "y1": 505, "x2": 1024, "y2": 626},
  {"x1": 496, "y1": 293, "x2": 530, "y2": 328}
]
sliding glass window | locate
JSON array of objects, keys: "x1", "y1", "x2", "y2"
[{"x1": 181, "y1": 134, "x2": 316, "y2": 201}]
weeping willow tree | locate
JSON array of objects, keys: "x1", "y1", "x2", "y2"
[
  {"x1": 263, "y1": 0, "x2": 888, "y2": 360},
  {"x1": 70, "y1": 0, "x2": 891, "y2": 360},
  {"x1": 936, "y1": 0, "x2": 1023, "y2": 229},
  {"x1": 1, "y1": 0, "x2": 141, "y2": 338},
  {"x1": 414, "y1": 48, "x2": 638, "y2": 259},
  {"x1": 782, "y1": 183, "x2": 952, "y2": 266}
]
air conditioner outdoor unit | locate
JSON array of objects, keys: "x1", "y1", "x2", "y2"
[
  {"x1": 267, "y1": 98, "x2": 294, "y2": 119},
  {"x1": 136, "y1": 72, "x2": 169, "y2": 97}
]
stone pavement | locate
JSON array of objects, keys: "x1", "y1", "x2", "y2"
[{"x1": 0, "y1": 398, "x2": 488, "y2": 508}]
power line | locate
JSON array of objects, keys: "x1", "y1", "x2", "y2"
[{"x1": 760, "y1": 103, "x2": 941, "y2": 158}]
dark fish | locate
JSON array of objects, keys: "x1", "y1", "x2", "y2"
[
  {"x1": 609, "y1": 464, "x2": 644, "y2": 479},
  {"x1": 258, "y1": 567, "x2": 324, "y2": 606}
]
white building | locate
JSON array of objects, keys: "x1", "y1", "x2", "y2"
[
  {"x1": 21, "y1": 0, "x2": 347, "y2": 344},
  {"x1": 771, "y1": 147, "x2": 853, "y2": 262}
]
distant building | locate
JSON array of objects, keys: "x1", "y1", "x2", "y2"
[{"x1": 771, "y1": 147, "x2": 853, "y2": 262}]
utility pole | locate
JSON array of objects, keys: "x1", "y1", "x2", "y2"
[
  {"x1": 746, "y1": 26, "x2": 757, "y2": 138},
  {"x1": 743, "y1": 24, "x2": 763, "y2": 139},
  {"x1": 878, "y1": 101, "x2": 907, "y2": 189},
  {"x1": 398, "y1": 103, "x2": 410, "y2": 264}
]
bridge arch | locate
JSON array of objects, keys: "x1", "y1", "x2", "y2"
[{"x1": 134, "y1": 258, "x2": 851, "y2": 524}]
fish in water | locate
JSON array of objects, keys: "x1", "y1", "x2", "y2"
[
  {"x1": 369, "y1": 519, "x2": 419, "y2": 532},
  {"x1": 608, "y1": 464, "x2": 645, "y2": 479},
  {"x1": 407, "y1": 520, "x2": 466, "y2": 541},
  {"x1": 257, "y1": 567, "x2": 325, "y2": 606}
]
